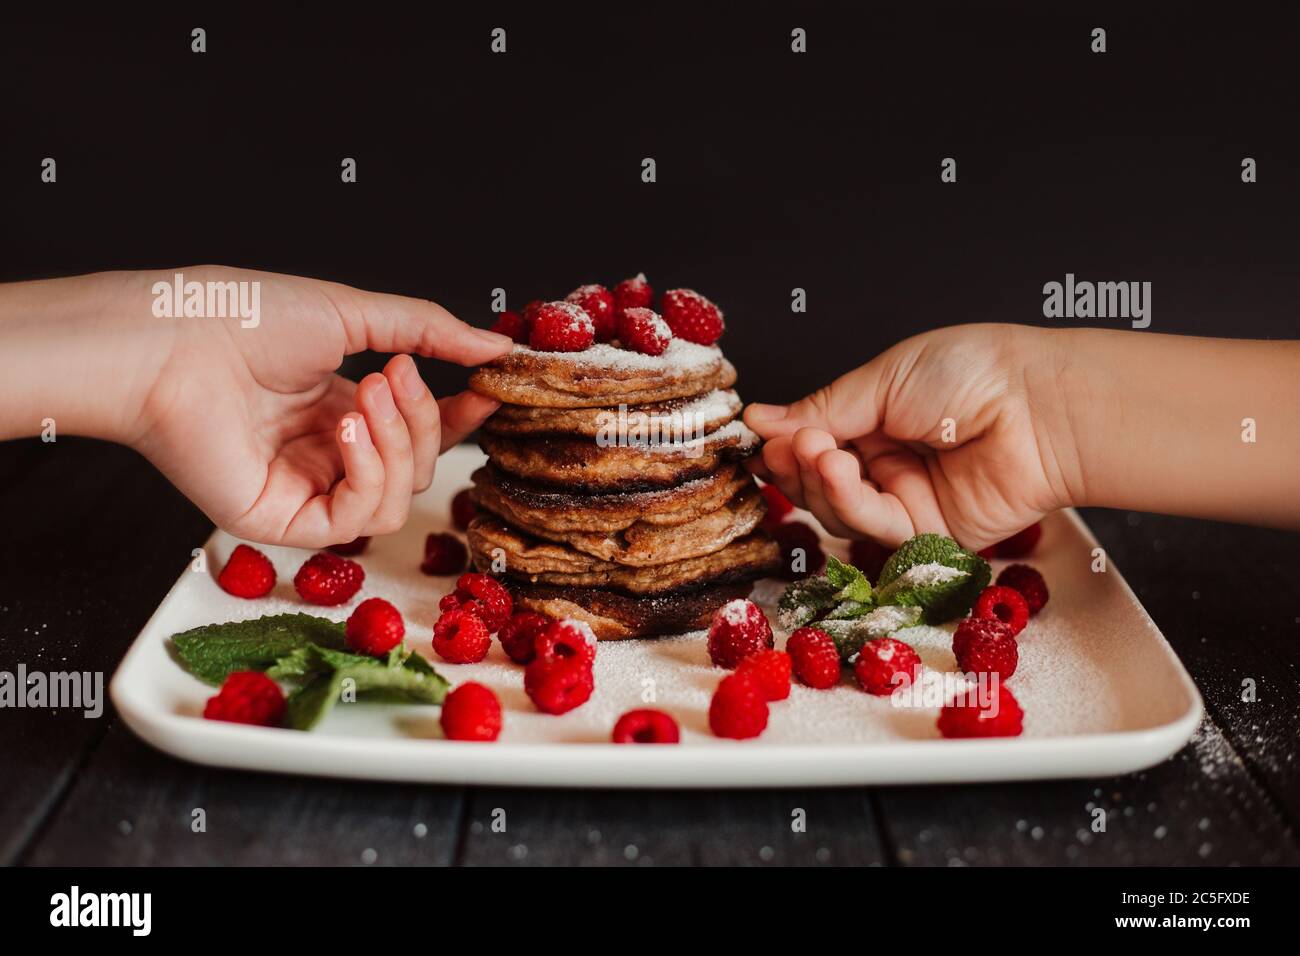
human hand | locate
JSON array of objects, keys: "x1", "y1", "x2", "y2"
[
  {"x1": 107, "y1": 267, "x2": 510, "y2": 547},
  {"x1": 744, "y1": 324, "x2": 1080, "y2": 551}
]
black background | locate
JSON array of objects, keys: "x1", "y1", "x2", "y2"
[{"x1": 3, "y1": 2, "x2": 1296, "y2": 404}]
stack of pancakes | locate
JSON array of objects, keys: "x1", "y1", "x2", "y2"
[{"x1": 468, "y1": 339, "x2": 781, "y2": 639}]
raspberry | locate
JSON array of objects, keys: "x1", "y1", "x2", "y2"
[
  {"x1": 490, "y1": 310, "x2": 529, "y2": 343},
  {"x1": 293, "y1": 552, "x2": 364, "y2": 606},
  {"x1": 522, "y1": 299, "x2": 546, "y2": 331},
  {"x1": 951, "y1": 616, "x2": 1015, "y2": 663},
  {"x1": 661, "y1": 288, "x2": 724, "y2": 345},
  {"x1": 735, "y1": 649, "x2": 792, "y2": 701},
  {"x1": 937, "y1": 683, "x2": 1024, "y2": 738},
  {"x1": 773, "y1": 521, "x2": 826, "y2": 580},
  {"x1": 450, "y1": 488, "x2": 478, "y2": 530},
  {"x1": 993, "y1": 523, "x2": 1042, "y2": 559},
  {"x1": 853, "y1": 637, "x2": 922, "y2": 696},
  {"x1": 528, "y1": 301, "x2": 595, "y2": 352},
  {"x1": 565, "y1": 284, "x2": 618, "y2": 341},
  {"x1": 524, "y1": 657, "x2": 594, "y2": 715},
  {"x1": 217, "y1": 544, "x2": 276, "y2": 599},
  {"x1": 612, "y1": 708, "x2": 680, "y2": 744},
  {"x1": 759, "y1": 482, "x2": 793, "y2": 530},
  {"x1": 996, "y1": 563, "x2": 1049, "y2": 616},
  {"x1": 848, "y1": 538, "x2": 892, "y2": 582},
  {"x1": 534, "y1": 619, "x2": 598, "y2": 669},
  {"x1": 497, "y1": 611, "x2": 552, "y2": 664},
  {"x1": 328, "y1": 536, "x2": 370, "y2": 557},
  {"x1": 786, "y1": 627, "x2": 841, "y2": 689},
  {"x1": 453, "y1": 573, "x2": 512, "y2": 632},
  {"x1": 617, "y1": 307, "x2": 672, "y2": 355},
  {"x1": 612, "y1": 272, "x2": 653, "y2": 316},
  {"x1": 707, "y1": 599, "x2": 774, "y2": 668},
  {"x1": 431, "y1": 605, "x2": 492, "y2": 664},
  {"x1": 973, "y1": 585, "x2": 1029, "y2": 636},
  {"x1": 203, "y1": 671, "x2": 285, "y2": 726},
  {"x1": 440, "y1": 682, "x2": 503, "y2": 741},
  {"x1": 708, "y1": 673, "x2": 769, "y2": 739},
  {"x1": 345, "y1": 597, "x2": 405, "y2": 657},
  {"x1": 954, "y1": 622, "x2": 1018, "y2": 679},
  {"x1": 421, "y1": 532, "x2": 468, "y2": 576},
  {"x1": 438, "y1": 592, "x2": 468, "y2": 615}
]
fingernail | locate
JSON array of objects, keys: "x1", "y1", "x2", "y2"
[
  {"x1": 397, "y1": 357, "x2": 426, "y2": 400},
  {"x1": 472, "y1": 328, "x2": 515, "y2": 349},
  {"x1": 371, "y1": 380, "x2": 399, "y2": 421},
  {"x1": 746, "y1": 403, "x2": 787, "y2": 423}
]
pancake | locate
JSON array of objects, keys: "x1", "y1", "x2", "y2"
[
  {"x1": 505, "y1": 579, "x2": 756, "y2": 641},
  {"x1": 482, "y1": 389, "x2": 742, "y2": 439},
  {"x1": 478, "y1": 421, "x2": 760, "y2": 492},
  {"x1": 470, "y1": 463, "x2": 753, "y2": 533},
  {"x1": 477, "y1": 483, "x2": 766, "y2": 566},
  {"x1": 468, "y1": 516, "x2": 781, "y2": 595},
  {"x1": 469, "y1": 341, "x2": 736, "y2": 407}
]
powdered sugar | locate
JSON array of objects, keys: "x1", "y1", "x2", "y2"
[
  {"x1": 890, "y1": 562, "x2": 966, "y2": 589},
  {"x1": 508, "y1": 338, "x2": 721, "y2": 374},
  {"x1": 719, "y1": 598, "x2": 753, "y2": 626}
]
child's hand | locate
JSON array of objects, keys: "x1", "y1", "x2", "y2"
[
  {"x1": 744, "y1": 324, "x2": 1078, "y2": 550},
  {"x1": 0, "y1": 267, "x2": 512, "y2": 548}
]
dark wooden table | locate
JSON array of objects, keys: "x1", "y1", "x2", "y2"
[{"x1": 2, "y1": 437, "x2": 1297, "y2": 867}]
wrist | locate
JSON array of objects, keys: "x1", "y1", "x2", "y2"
[{"x1": 1022, "y1": 326, "x2": 1096, "y2": 511}]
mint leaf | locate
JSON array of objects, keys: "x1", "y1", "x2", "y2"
[
  {"x1": 824, "y1": 555, "x2": 873, "y2": 604},
  {"x1": 875, "y1": 534, "x2": 990, "y2": 623},
  {"x1": 286, "y1": 670, "x2": 346, "y2": 731},
  {"x1": 777, "y1": 576, "x2": 840, "y2": 630},
  {"x1": 819, "y1": 605, "x2": 923, "y2": 660},
  {"x1": 284, "y1": 647, "x2": 449, "y2": 730},
  {"x1": 170, "y1": 614, "x2": 348, "y2": 685}
]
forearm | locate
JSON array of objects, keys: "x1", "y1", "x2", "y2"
[
  {"x1": 1047, "y1": 327, "x2": 1300, "y2": 529},
  {"x1": 0, "y1": 272, "x2": 170, "y2": 445}
]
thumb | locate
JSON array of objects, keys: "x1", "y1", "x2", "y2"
[{"x1": 744, "y1": 358, "x2": 890, "y2": 443}]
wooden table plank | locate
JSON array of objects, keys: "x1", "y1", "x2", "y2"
[
  {"x1": 22, "y1": 721, "x2": 464, "y2": 866},
  {"x1": 453, "y1": 787, "x2": 884, "y2": 866}
]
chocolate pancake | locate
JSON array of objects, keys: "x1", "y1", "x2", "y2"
[
  {"x1": 482, "y1": 388, "x2": 742, "y2": 439},
  {"x1": 477, "y1": 483, "x2": 766, "y2": 566},
  {"x1": 469, "y1": 341, "x2": 736, "y2": 408},
  {"x1": 505, "y1": 579, "x2": 756, "y2": 641},
  {"x1": 470, "y1": 464, "x2": 753, "y2": 533},
  {"x1": 478, "y1": 421, "x2": 760, "y2": 492},
  {"x1": 468, "y1": 517, "x2": 781, "y2": 595}
]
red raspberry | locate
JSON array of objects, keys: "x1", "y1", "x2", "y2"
[
  {"x1": 853, "y1": 637, "x2": 922, "y2": 696},
  {"x1": 345, "y1": 597, "x2": 405, "y2": 656},
  {"x1": 708, "y1": 673, "x2": 769, "y2": 739},
  {"x1": 937, "y1": 683, "x2": 1024, "y2": 738},
  {"x1": 328, "y1": 536, "x2": 370, "y2": 557},
  {"x1": 951, "y1": 616, "x2": 1015, "y2": 663},
  {"x1": 612, "y1": 272, "x2": 653, "y2": 315},
  {"x1": 612, "y1": 708, "x2": 680, "y2": 744},
  {"x1": 661, "y1": 288, "x2": 724, "y2": 345},
  {"x1": 848, "y1": 538, "x2": 892, "y2": 582},
  {"x1": 450, "y1": 488, "x2": 478, "y2": 530},
  {"x1": 565, "y1": 284, "x2": 618, "y2": 341},
  {"x1": 759, "y1": 482, "x2": 793, "y2": 530},
  {"x1": 973, "y1": 585, "x2": 1029, "y2": 636},
  {"x1": 432, "y1": 605, "x2": 492, "y2": 664},
  {"x1": 954, "y1": 622, "x2": 1018, "y2": 679},
  {"x1": 496, "y1": 611, "x2": 550, "y2": 664},
  {"x1": 735, "y1": 649, "x2": 792, "y2": 701},
  {"x1": 773, "y1": 521, "x2": 826, "y2": 580},
  {"x1": 617, "y1": 307, "x2": 672, "y2": 355},
  {"x1": 534, "y1": 619, "x2": 598, "y2": 669},
  {"x1": 528, "y1": 301, "x2": 595, "y2": 352},
  {"x1": 490, "y1": 310, "x2": 529, "y2": 343},
  {"x1": 786, "y1": 626, "x2": 841, "y2": 689},
  {"x1": 421, "y1": 532, "x2": 468, "y2": 576},
  {"x1": 524, "y1": 657, "x2": 594, "y2": 715},
  {"x1": 996, "y1": 563, "x2": 1050, "y2": 616},
  {"x1": 453, "y1": 573, "x2": 512, "y2": 632},
  {"x1": 203, "y1": 671, "x2": 285, "y2": 727},
  {"x1": 293, "y1": 552, "x2": 364, "y2": 606},
  {"x1": 440, "y1": 682, "x2": 503, "y2": 741},
  {"x1": 217, "y1": 544, "x2": 276, "y2": 599},
  {"x1": 707, "y1": 599, "x2": 774, "y2": 668},
  {"x1": 438, "y1": 592, "x2": 469, "y2": 615}
]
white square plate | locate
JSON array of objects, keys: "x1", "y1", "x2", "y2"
[{"x1": 111, "y1": 446, "x2": 1202, "y2": 787}]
